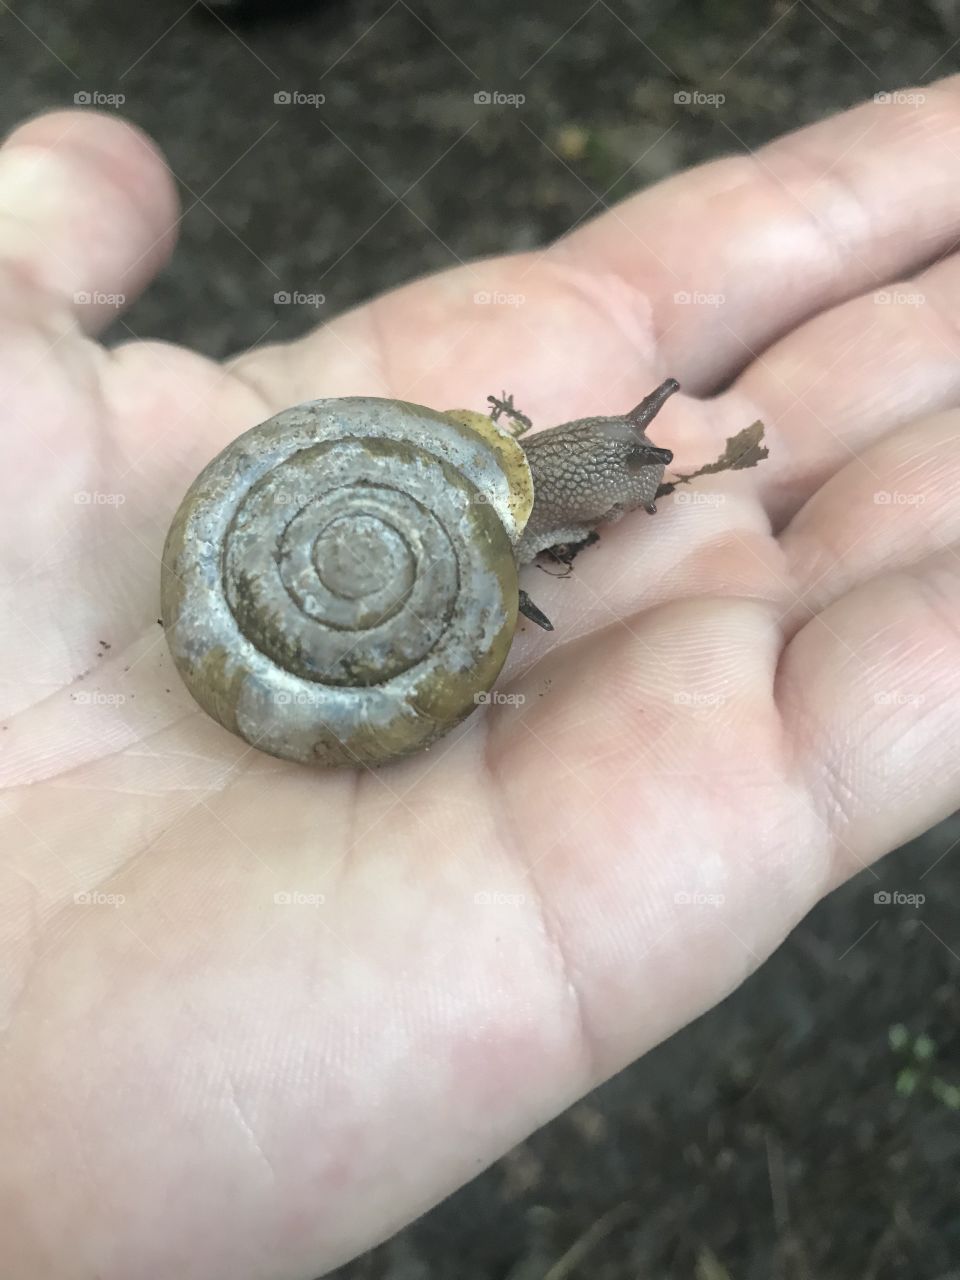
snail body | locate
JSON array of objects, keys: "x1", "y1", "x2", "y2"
[{"x1": 161, "y1": 383, "x2": 677, "y2": 767}]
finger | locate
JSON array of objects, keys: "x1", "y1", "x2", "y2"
[
  {"x1": 0, "y1": 110, "x2": 178, "y2": 333},
  {"x1": 489, "y1": 591, "x2": 817, "y2": 1077},
  {"x1": 232, "y1": 77, "x2": 960, "y2": 450},
  {"x1": 488, "y1": 551, "x2": 960, "y2": 1090},
  {"x1": 780, "y1": 409, "x2": 960, "y2": 633},
  {"x1": 561, "y1": 75, "x2": 960, "y2": 393},
  {"x1": 726, "y1": 249, "x2": 960, "y2": 525},
  {"x1": 777, "y1": 548, "x2": 960, "y2": 881}
]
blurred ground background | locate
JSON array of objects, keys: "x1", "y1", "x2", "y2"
[{"x1": 2, "y1": 1, "x2": 959, "y2": 1276}]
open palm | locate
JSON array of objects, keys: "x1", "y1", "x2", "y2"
[{"x1": 4, "y1": 83, "x2": 960, "y2": 1280}]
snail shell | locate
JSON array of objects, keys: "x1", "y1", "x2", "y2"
[{"x1": 161, "y1": 397, "x2": 534, "y2": 767}]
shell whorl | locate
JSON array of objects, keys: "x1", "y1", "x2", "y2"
[{"x1": 161, "y1": 397, "x2": 525, "y2": 766}]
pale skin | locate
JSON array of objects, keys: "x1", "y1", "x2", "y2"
[{"x1": 2, "y1": 78, "x2": 960, "y2": 1280}]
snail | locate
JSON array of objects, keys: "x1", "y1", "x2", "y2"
[{"x1": 161, "y1": 379, "x2": 678, "y2": 767}]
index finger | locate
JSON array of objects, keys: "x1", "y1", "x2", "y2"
[{"x1": 560, "y1": 75, "x2": 960, "y2": 393}]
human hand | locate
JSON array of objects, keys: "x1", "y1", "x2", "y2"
[{"x1": 2, "y1": 80, "x2": 960, "y2": 1280}]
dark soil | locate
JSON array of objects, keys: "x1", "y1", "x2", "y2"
[{"x1": 2, "y1": 1, "x2": 958, "y2": 1276}]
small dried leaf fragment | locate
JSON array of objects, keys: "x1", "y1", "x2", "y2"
[{"x1": 656, "y1": 419, "x2": 767, "y2": 497}]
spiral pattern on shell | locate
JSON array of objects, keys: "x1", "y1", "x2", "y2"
[{"x1": 161, "y1": 397, "x2": 526, "y2": 766}]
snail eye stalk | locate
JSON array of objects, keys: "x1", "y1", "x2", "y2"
[{"x1": 627, "y1": 378, "x2": 680, "y2": 429}]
